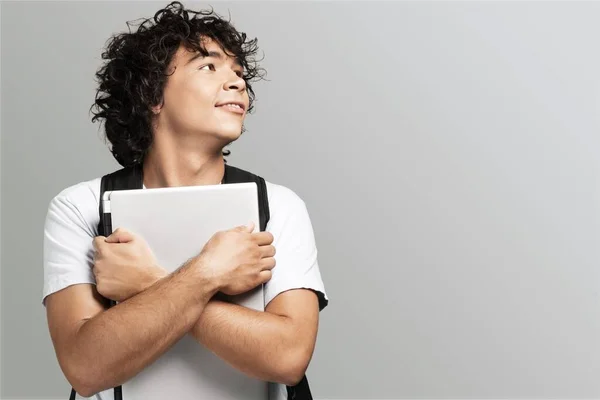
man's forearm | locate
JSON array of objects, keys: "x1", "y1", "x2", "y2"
[
  {"x1": 70, "y1": 259, "x2": 217, "y2": 397},
  {"x1": 190, "y1": 299, "x2": 306, "y2": 386}
]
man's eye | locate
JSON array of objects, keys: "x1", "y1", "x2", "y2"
[
  {"x1": 199, "y1": 64, "x2": 215, "y2": 71},
  {"x1": 235, "y1": 70, "x2": 244, "y2": 78}
]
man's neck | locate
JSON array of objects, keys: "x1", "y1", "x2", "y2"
[{"x1": 142, "y1": 146, "x2": 226, "y2": 189}]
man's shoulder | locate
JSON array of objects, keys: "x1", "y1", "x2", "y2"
[
  {"x1": 51, "y1": 176, "x2": 102, "y2": 206},
  {"x1": 46, "y1": 176, "x2": 103, "y2": 229},
  {"x1": 263, "y1": 180, "x2": 315, "y2": 236},
  {"x1": 264, "y1": 180, "x2": 307, "y2": 212}
]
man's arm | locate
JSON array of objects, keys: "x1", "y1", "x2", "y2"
[
  {"x1": 188, "y1": 187, "x2": 327, "y2": 385},
  {"x1": 45, "y1": 258, "x2": 218, "y2": 398},
  {"x1": 190, "y1": 288, "x2": 320, "y2": 386}
]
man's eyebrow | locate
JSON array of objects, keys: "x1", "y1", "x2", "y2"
[{"x1": 186, "y1": 50, "x2": 243, "y2": 68}]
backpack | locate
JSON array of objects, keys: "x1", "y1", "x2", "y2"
[{"x1": 68, "y1": 163, "x2": 313, "y2": 400}]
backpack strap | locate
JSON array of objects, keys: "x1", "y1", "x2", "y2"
[
  {"x1": 287, "y1": 375, "x2": 313, "y2": 400},
  {"x1": 97, "y1": 164, "x2": 144, "y2": 236}
]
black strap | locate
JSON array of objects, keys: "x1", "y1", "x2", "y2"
[
  {"x1": 97, "y1": 164, "x2": 144, "y2": 236},
  {"x1": 287, "y1": 375, "x2": 313, "y2": 400},
  {"x1": 70, "y1": 163, "x2": 311, "y2": 400}
]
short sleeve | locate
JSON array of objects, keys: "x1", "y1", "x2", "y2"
[
  {"x1": 264, "y1": 184, "x2": 329, "y2": 311},
  {"x1": 42, "y1": 182, "x2": 100, "y2": 306}
]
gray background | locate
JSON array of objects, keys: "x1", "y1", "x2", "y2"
[{"x1": 2, "y1": 1, "x2": 600, "y2": 399}]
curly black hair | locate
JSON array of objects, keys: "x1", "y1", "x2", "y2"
[{"x1": 90, "y1": 1, "x2": 265, "y2": 167}]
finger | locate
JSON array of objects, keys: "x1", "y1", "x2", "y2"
[
  {"x1": 244, "y1": 221, "x2": 255, "y2": 233},
  {"x1": 259, "y1": 257, "x2": 276, "y2": 271},
  {"x1": 106, "y1": 228, "x2": 135, "y2": 243},
  {"x1": 106, "y1": 228, "x2": 134, "y2": 243},
  {"x1": 93, "y1": 239, "x2": 106, "y2": 259},
  {"x1": 257, "y1": 269, "x2": 272, "y2": 284},
  {"x1": 93, "y1": 236, "x2": 106, "y2": 249},
  {"x1": 260, "y1": 245, "x2": 276, "y2": 258},
  {"x1": 232, "y1": 221, "x2": 254, "y2": 233},
  {"x1": 92, "y1": 264, "x2": 99, "y2": 278},
  {"x1": 253, "y1": 231, "x2": 274, "y2": 246}
]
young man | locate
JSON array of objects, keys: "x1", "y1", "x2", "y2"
[{"x1": 42, "y1": 2, "x2": 328, "y2": 399}]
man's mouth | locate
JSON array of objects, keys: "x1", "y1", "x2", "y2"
[{"x1": 216, "y1": 103, "x2": 245, "y2": 115}]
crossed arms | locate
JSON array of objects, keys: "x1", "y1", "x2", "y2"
[{"x1": 44, "y1": 226, "x2": 320, "y2": 397}]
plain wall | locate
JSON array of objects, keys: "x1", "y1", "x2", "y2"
[{"x1": 2, "y1": 1, "x2": 600, "y2": 399}]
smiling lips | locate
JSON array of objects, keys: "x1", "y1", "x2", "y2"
[{"x1": 216, "y1": 102, "x2": 245, "y2": 115}]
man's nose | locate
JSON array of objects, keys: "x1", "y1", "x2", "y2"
[{"x1": 223, "y1": 73, "x2": 246, "y2": 91}]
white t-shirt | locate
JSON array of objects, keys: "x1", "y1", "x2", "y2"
[{"x1": 42, "y1": 175, "x2": 329, "y2": 400}]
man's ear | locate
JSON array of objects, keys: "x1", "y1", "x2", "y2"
[{"x1": 151, "y1": 99, "x2": 164, "y2": 115}]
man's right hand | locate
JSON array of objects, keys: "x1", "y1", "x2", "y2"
[{"x1": 197, "y1": 222, "x2": 276, "y2": 296}]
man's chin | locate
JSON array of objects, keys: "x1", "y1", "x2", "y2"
[
  {"x1": 215, "y1": 129, "x2": 243, "y2": 146},
  {"x1": 221, "y1": 128, "x2": 243, "y2": 140}
]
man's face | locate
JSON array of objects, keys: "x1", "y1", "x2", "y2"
[{"x1": 155, "y1": 37, "x2": 249, "y2": 146}]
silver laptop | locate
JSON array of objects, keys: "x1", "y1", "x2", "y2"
[{"x1": 101, "y1": 182, "x2": 267, "y2": 400}]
